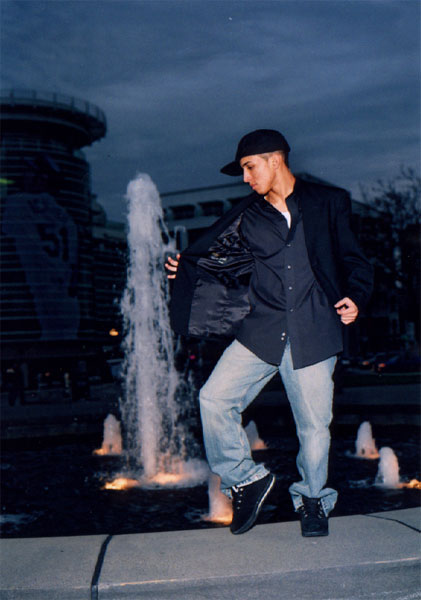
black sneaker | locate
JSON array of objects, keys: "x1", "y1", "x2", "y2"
[
  {"x1": 297, "y1": 496, "x2": 329, "y2": 537},
  {"x1": 230, "y1": 473, "x2": 275, "y2": 535}
]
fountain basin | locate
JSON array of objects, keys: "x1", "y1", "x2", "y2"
[{"x1": 1, "y1": 426, "x2": 419, "y2": 538}]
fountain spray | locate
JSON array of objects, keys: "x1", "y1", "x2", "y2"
[
  {"x1": 119, "y1": 173, "x2": 207, "y2": 486},
  {"x1": 375, "y1": 447, "x2": 401, "y2": 488},
  {"x1": 354, "y1": 421, "x2": 379, "y2": 459}
]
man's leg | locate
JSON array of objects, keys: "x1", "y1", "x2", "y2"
[
  {"x1": 279, "y1": 342, "x2": 337, "y2": 535},
  {"x1": 199, "y1": 340, "x2": 277, "y2": 533}
]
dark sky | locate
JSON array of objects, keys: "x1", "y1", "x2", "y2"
[{"x1": 1, "y1": 0, "x2": 420, "y2": 220}]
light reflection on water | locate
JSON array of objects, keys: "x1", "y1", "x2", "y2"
[{"x1": 1, "y1": 430, "x2": 419, "y2": 538}]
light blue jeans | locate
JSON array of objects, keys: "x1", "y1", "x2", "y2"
[{"x1": 199, "y1": 339, "x2": 337, "y2": 515}]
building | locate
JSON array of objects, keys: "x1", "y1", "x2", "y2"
[
  {"x1": 0, "y1": 90, "x2": 107, "y2": 388},
  {"x1": 91, "y1": 201, "x2": 127, "y2": 342},
  {"x1": 161, "y1": 181, "x2": 250, "y2": 248}
]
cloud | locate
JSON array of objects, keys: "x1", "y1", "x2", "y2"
[{"x1": 1, "y1": 0, "x2": 419, "y2": 220}]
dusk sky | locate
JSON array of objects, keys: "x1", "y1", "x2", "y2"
[{"x1": 1, "y1": 0, "x2": 419, "y2": 221}]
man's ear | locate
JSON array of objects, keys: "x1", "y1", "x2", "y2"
[{"x1": 270, "y1": 153, "x2": 281, "y2": 169}]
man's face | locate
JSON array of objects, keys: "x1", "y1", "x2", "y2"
[{"x1": 240, "y1": 154, "x2": 275, "y2": 195}]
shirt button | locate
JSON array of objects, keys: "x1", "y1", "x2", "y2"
[
  {"x1": 287, "y1": 265, "x2": 292, "y2": 269},
  {"x1": 288, "y1": 286, "x2": 293, "y2": 290},
  {"x1": 289, "y1": 308, "x2": 294, "y2": 312},
  {"x1": 286, "y1": 243, "x2": 291, "y2": 247}
]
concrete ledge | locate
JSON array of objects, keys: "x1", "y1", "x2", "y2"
[
  {"x1": 0, "y1": 509, "x2": 419, "y2": 600},
  {"x1": 0, "y1": 534, "x2": 107, "y2": 599},
  {"x1": 369, "y1": 507, "x2": 421, "y2": 530},
  {"x1": 99, "y1": 562, "x2": 421, "y2": 600},
  {"x1": 98, "y1": 508, "x2": 420, "y2": 599}
]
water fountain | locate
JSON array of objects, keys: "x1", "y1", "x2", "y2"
[
  {"x1": 375, "y1": 447, "x2": 401, "y2": 488},
  {"x1": 202, "y1": 421, "x2": 265, "y2": 522},
  {"x1": 354, "y1": 421, "x2": 379, "y2": 459},
  {"x1": 113, "y1": 173, "x2": 208, "y2": 488},
  {"x1": 203, "y1": 473, "x2": 233, "y2": 524},
  {"x1": 373, "y1": 447, "x2": 421, "y2": 489},
  {"x1": 93, "y1": 414, "x2": 122, "y2": 456},
  {"x1": 3, "y1": 419, "x2": 420, "y2": 536},
  {"x1": 352, "y1": 423, "x2": 420, "y2": 489},
  {"x1": 245, "y1": 420, "x2": 268, "y2": 450}
]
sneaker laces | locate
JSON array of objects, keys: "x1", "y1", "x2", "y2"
[
  {"x1": 301, "y1": 500, "x2": 325, "y2": 519},
  {"x1": 232, "y1": 485, "x2": 244, "y2": 508}
]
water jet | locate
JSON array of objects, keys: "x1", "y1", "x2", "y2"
[
  {"x1": 93, "y1": 414, "x2": 122, "y2": 456},
  {"x1": 375, "y1": 447, "x2": 400, "y2": 488},
  {"x1": 354, "y1": 421, "x2": 379, "y2": 459},
  {"x1": 107, "y1": 174, "x2": 207, "y2": 490}
]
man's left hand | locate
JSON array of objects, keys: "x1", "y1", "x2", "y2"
[{"x1": 334, "y1": 297, "x2": 359, "y2": 325}]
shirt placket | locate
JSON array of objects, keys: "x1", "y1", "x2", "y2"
[
  {"x1": 283, "y1": 237, "x2": 295, "y2": 344},
  {"x1": 267, "y1": 211, "x2": 290, "y2": 345}
]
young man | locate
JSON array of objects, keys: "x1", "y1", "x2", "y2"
[{"x1": 166, "y1": 129, "x2": 373, "y2": 537}]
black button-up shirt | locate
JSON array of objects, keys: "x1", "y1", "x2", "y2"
[{"x1": 236, "y1": 181, "x2": 343, "y2": 368}]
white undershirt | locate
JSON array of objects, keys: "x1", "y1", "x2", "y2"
[
  {"x1": 281, "y1": 211, "x2": 291, "y2": 229},
  {"x1": 263, "y1": 196, "x2": 291, "y2": 228}
]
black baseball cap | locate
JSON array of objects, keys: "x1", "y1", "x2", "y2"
[{"x1": 220, "y1": 129, "x2": 291, "y2": 176}]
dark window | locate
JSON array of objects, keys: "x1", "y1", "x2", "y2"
[
  {"x1": 187, "y1": 228, "x2": 208, "y2": 244},
  {"x1": 228, "y1": 196, "x2": 245, "y2": 207},
  {"x1": 200, "y1": 200, "x2": 224, "y2": 217},
  {"x1": 171, "y1": 205, "x2": 195, "y2": 220}
]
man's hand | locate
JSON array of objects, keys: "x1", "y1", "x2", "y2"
[
  {"x1": 165, "y1": 253, "x2": 180, "y2": 279},
  {"x1": 334, "y1": 297, "x2": 359, "y2": 325}
]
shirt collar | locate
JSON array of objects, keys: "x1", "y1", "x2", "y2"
[{"x1": 254, "y1": 176, "x2": 303, "y2": 205}]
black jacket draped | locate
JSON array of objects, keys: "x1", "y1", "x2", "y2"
[{"x1": 169, "y1": 178, "x2": 373, "y2": 343}]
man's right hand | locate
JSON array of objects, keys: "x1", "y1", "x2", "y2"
[{"x1": 165, "y1": 253, "x2": 180, "y2": 279}]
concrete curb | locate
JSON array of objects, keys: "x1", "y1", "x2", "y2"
[{"x1": 1, "y1": 508, "x2": 419, "y2": 599}]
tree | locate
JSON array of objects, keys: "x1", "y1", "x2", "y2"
[
  {"x1": 360, "y1": 166, "x2": 420, "y2": 233},
  {"x1": 360, "y1": 167, "x2": 421, "y2": 347}
]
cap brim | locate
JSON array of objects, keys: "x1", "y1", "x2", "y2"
[{"x1": 220, "y1": 161, "x2": 243, "y2": 176}]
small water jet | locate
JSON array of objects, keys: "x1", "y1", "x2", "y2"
[
  {"x1": 375, "y1": 447, "x2": 401, "y2": 488},
  {"x1": 245, "y1": 420, "x2": 268, "y2": 450},
  {"x1": 374, "y1": 448, "x2": 421, "y2": 489},
  {"x1": 93, "y1": 414, "x2": 122, "y2": 456},
  {"x1": 354, "y1": 421, "x2": 379, "y2": 459},
  {"x1": 203, "y1": 473, "x2": 233, "y2": 525},
  {"x1": 202, "y1": 421, "x2": 266, "y2": 524}
]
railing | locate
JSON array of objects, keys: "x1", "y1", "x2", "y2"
[
  {"x1": 1, "y1": 137, "x2": 69, "y2": 153},
  {"x1": 0, "y1": 89, "x2": 106, "y2": 125}
]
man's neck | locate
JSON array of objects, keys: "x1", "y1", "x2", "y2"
[{"x1": 264, "y1": 168, "x2": 296, "y2": 212}]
